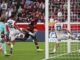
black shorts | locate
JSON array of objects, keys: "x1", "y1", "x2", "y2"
[{"x1": 25, "y1": 32, "x2": 30, "y2": 38}]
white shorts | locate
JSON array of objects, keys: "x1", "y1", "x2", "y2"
[
  {"x1": 56, "y1": 31, "x2": 68, "y2": 40},
  {"x1": 49, "y1": 32, "x2": 59, "y2": 43},
  {"x1": 57, "y1": 34, "x2": 68, "y2": 40},
  {"x1": 9, "y1": 29, "x2": 20, "y2": 41},
  {"x1": 49, "y1": 31, "x2": 69, "y2": 43}
]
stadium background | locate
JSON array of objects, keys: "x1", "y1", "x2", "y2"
[
  {"x1": 49, "y1": 0, "x2": 80, "y2": 35},
  {"x1": 0, "y1": 1, "x2": 45, "y2": 60},
  {"x1": 1, "y1": 0, "x2": 80, "y2": 42},
  {"x1": 16, "y1": 23, "x2": 45, "y2": 42},
  {"x1": 0, "y1": 0, "x2": 45, "y2": 42},
  {"x1": 47, "y1": 0, "x2": 80, "y2": 60}
]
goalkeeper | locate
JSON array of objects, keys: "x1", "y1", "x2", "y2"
[{"x1": 50, "y1": 20, "x2": 75, "y2": 53}]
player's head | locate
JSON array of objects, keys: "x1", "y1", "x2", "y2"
[
  {"x1": 0, "y1": 15, "x2": 6, "y2": 23},
  {"x1": 10, "y1": 12, "x2": 17, "y2": 20},
  {"x1": 30, "y1": 17, "x2": 38, "y2": 25},
  {"x1": 31, "y1": 20, "x2": 37, "y2": 25},
  {"x1": 0, "y1": 10, "x2": 5, "y2": 22},
  {"x1": 1, "y1": 17, "x2": 6, "y2": 22}
]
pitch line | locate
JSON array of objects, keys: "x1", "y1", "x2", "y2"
[{"x1": 43, "y1": 49, "x2": 80, "y2": 60}]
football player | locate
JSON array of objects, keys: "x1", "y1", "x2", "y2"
[
  {"x1": 0, "y1": 16, "x2": 11, "y2": 56},
  {"x1": 7, "y1": 12, "x2": 22, "y2": 54},
  {"x1": 21, "y1": 17, "x2": 43, "y2": 52},
  {"x1": 50, "y1": 20, "x2": 75, "y2": 53}
]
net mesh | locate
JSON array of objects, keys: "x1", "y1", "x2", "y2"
[{"x1": 48, "y1": 0, "x2": 80, "y2": 59}]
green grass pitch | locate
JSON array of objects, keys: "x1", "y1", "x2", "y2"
[
  {"x1": 49, "y1": 42, "x2": 80, "y2": 60},
  {"x1": 0, "y1": 42, "x2": 44, "y2": 60}
]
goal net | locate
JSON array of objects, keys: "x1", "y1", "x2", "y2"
[{"x1": 45, "y1": 0, "x2": 80, "y2": 60}]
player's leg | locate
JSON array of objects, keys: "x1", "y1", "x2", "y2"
[
  {"x1": 25, "y1": 32, "x2": 40, "y2": 50},
  {"x1": 53, "y1": 34, "x2": 68, "y2": 53},
  {"x1": 10, "y1": 40, "x2": 15, "y2": 54},
  {"x1": 0, "y1": 38, "x2": 11, "y2": 56},
  {"x1": 2, "y1": 41, "x2": 7, "y2": 55},
  {"x1": 22, "y1": 29, "x2": 43, "y2": 51},
  {"x1": 30, "y1": 32, "x2": 43, "y2": 51},
  {"x1": 0, "y1": 41, "x2": 5, "y2": 54},
  {"x1": 52, "y1": 34, "x2": 69, "y2": 53},
  {"x1": 31, "y1": 35, "x2": 39, "y2": 48},
  {"x1": 0, "y1": 35, "x2": 7, "y2": 55},
  {"x1": 9, "y1": 35, "x2": 16, "y2": 54},
  {"x1": 6, "y1": 32, "x2": 11, "y2": 46},
  {"x1": 9, "y1": 31, "x2": 16, "y2": 54},
  {"x1": 0, "y1": 42, "x2": 2, "y2": 52},
  {"x1": 50, "y1": 33, "x2": 63, "y2": 53},
  {"x1": 0, "y1": 34, "x2": 7, "y2": 55},
  {"x1": 50, "y1": 39, "x2": 60, "y2": 54},
  {"x1": 24, "y1": 30, "x2": 39, "y2": 49}
]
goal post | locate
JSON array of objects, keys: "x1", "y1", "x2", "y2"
[
  {"x1": 67, "y1": 0, "x2": 71, "y2": 53},
  {"x1": 45, "y1": 0, "x2": 80, "y2": 60},
  {"x1": 45, "y1": 0, "x2": 49, "y2": 59}
]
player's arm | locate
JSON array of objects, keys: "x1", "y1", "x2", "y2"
[
  {"x1": 65, "y1": 29, "x2": 72, "y2": 35},
  {"x1": 64, "y1": 29, "x2": 76, "y2": 39}
]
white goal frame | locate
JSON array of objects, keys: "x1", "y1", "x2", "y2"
[{"x1": 45, "y1": 0, "x2": 73, "y2": 60}]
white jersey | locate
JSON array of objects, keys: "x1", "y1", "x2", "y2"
[
  {"x1": 54, "y1": 22, "x2": 63, "y2": 31},
  {"x1": 54, "y1": 22, "x2": 65, "y2": 39},
  {"x1": 7, "y1": 19, "x2": 16, "y2": 30},
  {"x1": 54, "y1": 21, "x2": 74, "y2": 40},
  {"x1": 7, "y1": 19, "x2": 20, "y2": 41}
]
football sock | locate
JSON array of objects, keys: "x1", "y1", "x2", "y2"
[
  {"x1": 34, "y1": 41, "x2": 39, "y2": 49},
  {"x1": 10, "y1": 43, "x2": 13, "y2": 54},
  {"x1": 2, "y1": 42, "x2": 7, "y2": 55}
]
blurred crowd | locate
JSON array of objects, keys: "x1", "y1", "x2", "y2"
[
  {"x1": 0, "y1": 0, "x2": 45, "y2": 23},
  {"x1": 49, "y1": 0, "x2": 80, "y2": 22}
]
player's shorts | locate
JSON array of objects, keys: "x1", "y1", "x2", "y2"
[
  {"x1": 49, "y1": 32, "x2": 59, "y2": 43},
  {"x1": 57, "y1": 34, "x2": 68, "y2": 40},
  {"x1": 9, "y1": 29, "x2": 20, "y2": 41},
  {"x1": 25, "y1": 31, "x2": 36, "y2": 39},
  {"x1": 56, "y1": 31, "x2": 68, "y2": 40},
  {"x1": 49, "y1": 31, "x2": 70, "y2": 43}
]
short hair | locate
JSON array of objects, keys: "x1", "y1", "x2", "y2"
[{"x1": 11, "y1": 12, "x2": 17, "y2": 18}]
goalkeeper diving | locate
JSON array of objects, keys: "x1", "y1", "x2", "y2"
[{"x1": 49, "y1": 19, "x2": 76, "y2": 53}]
